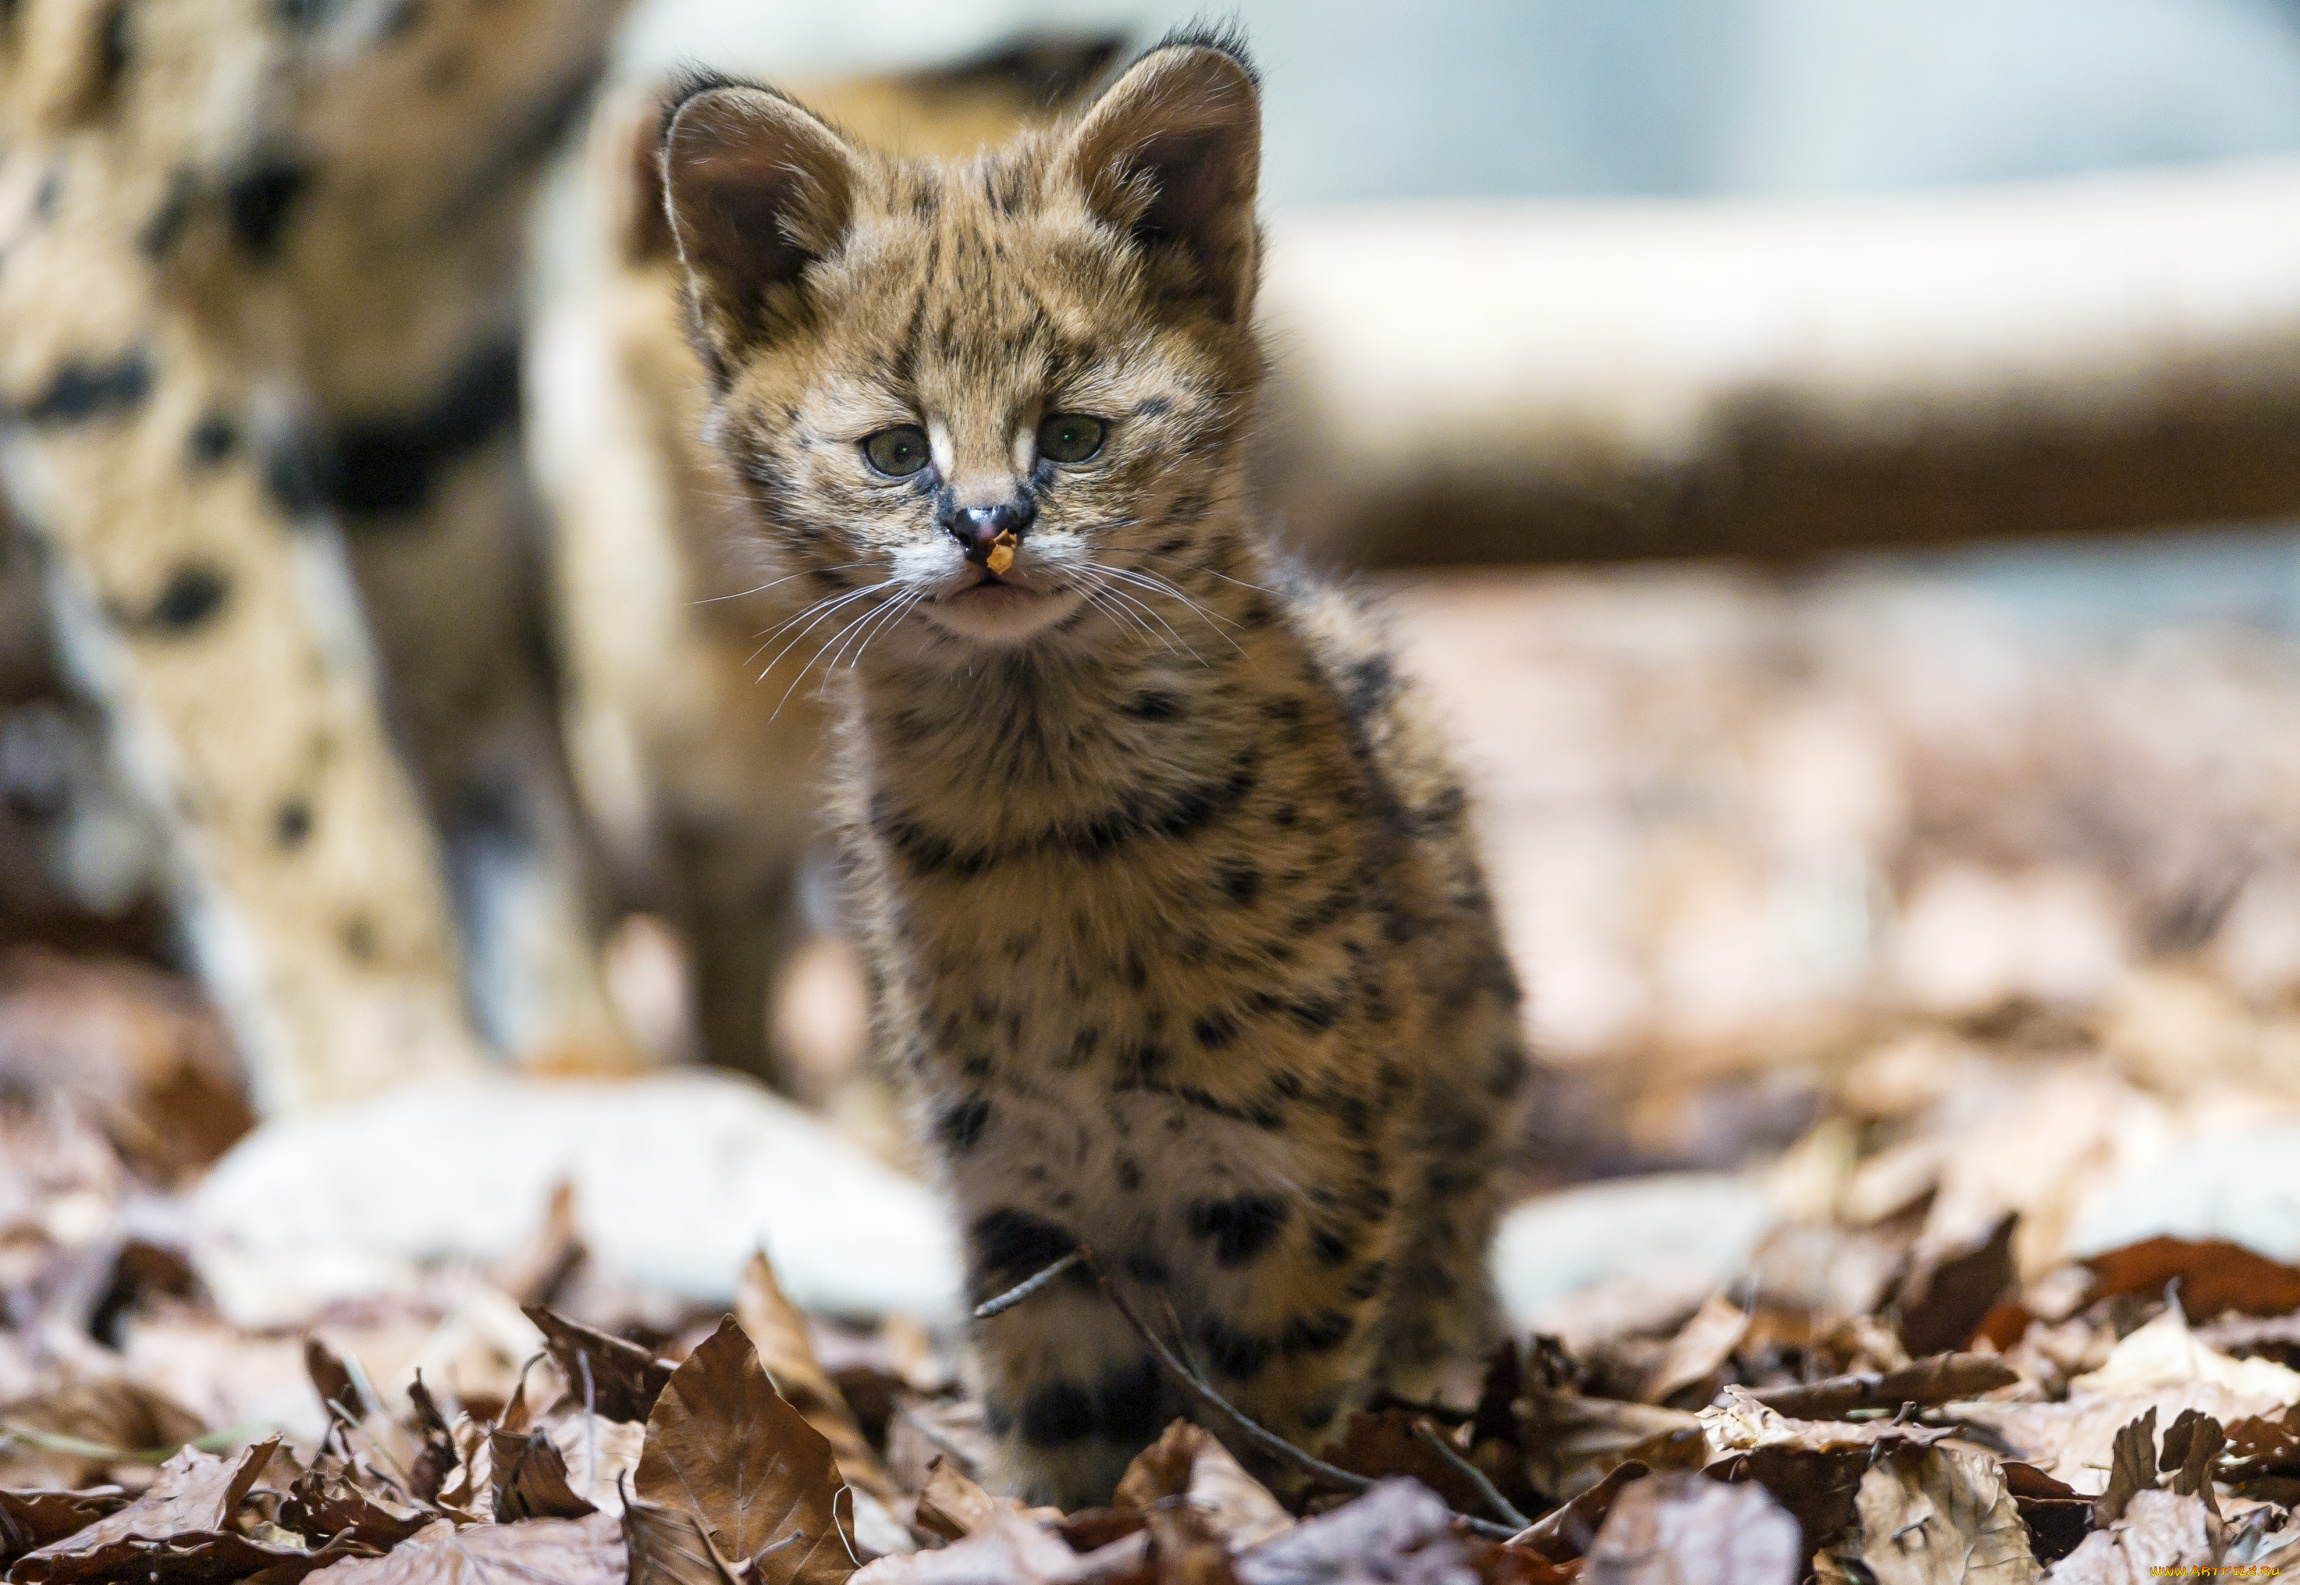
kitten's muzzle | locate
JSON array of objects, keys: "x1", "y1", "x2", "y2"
[{"x1": 942, "y1": 498, "x2": 1036, "y2": 568}]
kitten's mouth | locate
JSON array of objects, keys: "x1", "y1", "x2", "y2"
[
  {"x1": 941, "y1": 567, "x2": 1043, "y2": 606},
  {"x1": 923, "y1": 564, "x2": 1080, "y2": 644}
]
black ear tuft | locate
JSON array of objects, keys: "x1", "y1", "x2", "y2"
[
  {"x1": 1149, "y1": 20, "x2": 1260, "y2": 87},
  {"x1": 660, "y1": 79, "x2": 858, "y2": 382},
  {"x1": 1056, "y1": 37, "x2": 1262, "y2": 323}
]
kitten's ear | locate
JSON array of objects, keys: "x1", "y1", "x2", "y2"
[
  {"x1": 661, "y1": 84, "x2": 858, "y2": 379},
  {"x1": 1056, "y1": 41, "x2": 1261, "y2": 322}
]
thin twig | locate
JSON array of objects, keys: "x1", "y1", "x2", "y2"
[
  {"x1": 983, "y1": 1246, "x2": 1517, "y2": 1541},
  {"x1": 1411, "y1": 1418, "x2": 1531, "y2": 1531},
  {"x1": 973, "y1": 1249, "x2": 1087, "y2": 1318}
]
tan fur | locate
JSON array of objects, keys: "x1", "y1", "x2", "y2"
[
  {"x1": 661, "y1": 36, "x2": 1532, "y2": 1503},
  {"x1": 0, "y1": 0, "x2": 627, "y2": 1103},
  {"x1": 537, "y1": 53, "x2": 1116, "y2": 1082}
]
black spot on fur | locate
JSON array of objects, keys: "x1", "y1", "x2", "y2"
[
  {"x1": 274, "y1": 800, "x2": 312, "y2": 847},
  {"x1": 966, "y1": 1208, "x2": 1081, "y2": 1304},
  {"x1": 96, "y1": 0, "x2": 130, "y2": 99},
  {"x1": 262, "y1": 426, "x2": 338, "y2": 520},
  {"x1": 1196, "y1": 1316, "x2": 1271, "y2": 1381},
  {"x1": 188, "y1": 412, "x2": 237, "y2": 465},
  {"x1": 1115, "y1": 1156, "x2": 1142, "y2": 1192},
  {"x1": 1343, "y1": 1261, "x2": 1389, "y2": 1302},
  {"x1": 333, "y1": 338, "x2": 521, "y2": 516},
  {"x1": 226, "y1": 160, "x2": 309, "y2": 257},
  {"x1": 143, "y1": 565, "x2": 229, "y2": 633},
  {"x1": 1187, "y1": 1194, "x2": 1288, "y2": 1266},
  {"x1": 1346, "y1": 655, "x2": 1395, "y2": 722},
  {"x1": 1216, "y1": 860, "x2": 1260, "y2": 906},
  {"x1": 1287, "y1": 995, "x2": 1340, "y2": 1033},
  {"x1": 341, "y1": 916, "x2": 378, "y2": 961},
  {"x1": 1065, "y1": 1026, "x2": 1100, "y2": 1068},
  {"x1": 1192, "y1": 1011, "x2": 1237, "y2": 1049},
  {"x1": 1093, "y1": 1358, "x2": 1164, "y2": 1442},
  {"x1": 1017, "y1": 1380, "x2": 1094, "y2": 1446},
  {"x1": 1485, "y1": 1038, "x2": 1530, "y2": 1097},
  {"x1": 1122, "y1": 689, "x2": 1181, "y2": 721},
  {"x1": 1118, "y1": 1041, "x2": 1169, "y2": 1082},
  {"x1": 1310, "y1": 1226, "x2": 1355, "y2": 1266},
  {"x1": 20, "y1": 354, "x2": 151, "y2": 424},
  {"x1": 1279, "y1": 1310, "x2": 1354, "y2": 1356},
  {"x1": 937, "y1": 1094, "x2": 993, "y2": 1154}
]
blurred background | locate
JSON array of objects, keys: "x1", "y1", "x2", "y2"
[{"x1": 10, "y1": 0, "x2": 2300, "y2": 1355}]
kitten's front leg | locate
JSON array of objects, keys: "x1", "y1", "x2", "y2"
[{"x1": 967, "y1": 1266, "x2": 1173, "y2": 1508}]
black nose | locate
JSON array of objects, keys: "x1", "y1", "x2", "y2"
[{"x1": 942, "y1": 497, "x2": 1036, "y2": 566}]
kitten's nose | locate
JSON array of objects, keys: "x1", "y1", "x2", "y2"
[{"x1": 943, "y1": 497, "x2": 1036, "y2": 567}]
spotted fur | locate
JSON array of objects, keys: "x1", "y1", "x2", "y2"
[
  {"x1": 0, "y1": 0, "x2": 624, "y2": 1105},
  {"x1": 661, "y1": 31, "x2": 1533, "y2": 1503}
]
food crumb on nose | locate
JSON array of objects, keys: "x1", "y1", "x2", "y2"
[{"x1": 987, "y1": 532, "x2": 1017, "y2": 577}]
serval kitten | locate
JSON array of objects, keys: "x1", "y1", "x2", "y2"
[{"x1": 661, "y1": 30, "x2": 1531, "y2": 1505}]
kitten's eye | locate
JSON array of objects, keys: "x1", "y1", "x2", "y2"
[
  {"x1": 862, "y1": 426, "x2": 931, "y2": 478},
  {"x1": 1037, "y1": 413, "x2": 1107, "y2": 464}
]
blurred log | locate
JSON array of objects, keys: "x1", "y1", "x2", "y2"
[{"x1": 1259, "y1": 157, "x2": 2300, "y2": 566}]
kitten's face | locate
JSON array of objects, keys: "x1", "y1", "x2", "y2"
[{"x1": 662, "y1": 43, "x2": 1263, "y2": 656}]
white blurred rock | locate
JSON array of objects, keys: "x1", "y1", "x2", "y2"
[
  {"x1": 2069, "y1": 1124, "x2": 2300, "y2": 1261},
  {"x1": 192, "y1": 1071, "x2": 965, "y2": 1323},
  {"x1": 1491, "y1": 1172, "x2": 1776, "y2": 1330},
  {"x1": 1890, "y1": 863, "x2": 2131, "y2": 1016}
]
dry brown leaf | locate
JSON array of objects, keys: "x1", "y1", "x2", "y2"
[
  {"x1": 735, "y1": 1253, "x2": 894, "y2": 1507},
  {"x1": 1579, "y1": 1471, "x2": 1799, "y2": 1585},
  {"x1": 1318, "y1": 1411, "x2": 1494, "y2": 1518},
  {"x1": 0, "y1": 951, "x2": 252, "y2": 1182},
  {"x1": 1232, "y1": 1479, "x2": 1473, "y2": 1585},
  {"x1": 277, "y1": 1469, "x2": 431, "y2": 1550},
  {"x1": 2083, "y1": 1237, "x2": 2300, "y2": 1321},
  {"x1": 1517, "y1": 1390, "x2": 1704, "y2": 1501},
  {"x1": 1897, "y1": 1215, "x2": 2017, "y2": 1358},
  {"x1": 624, "y1": 1492, "x2": 744, "y2": 1585},
  {"x1": 0, "y1": 1490, "x2": 126, "y2": 1563},
  {"x1": 2047, "y1": 1487, "x2": 2225, "y2": 1583},
  {"x1": 1140, "y1": 1505, "x2": 1234, "y2": 1585},
  {"x1": 1112, "y1": 1420, "x2": 1294, "y2": 1550},
  {"x1": 1700, "y1": 1386, "x2": 1954, "y2": 1459},
  {"x1": 14, "y1": 1439, "x2": 277, "y2": 1574},
  {"x1": 2001, "y1": 1464, "x2": 2089, "y2": 1565},
  {"x1": 490, "y1": 1427, "x2": 598, "y2": 1523},
  {"x1": 302, "y1": 1513, "x2": 627, "y2": 1585},
  {"x1": 1638, "y1": 1295, "x2": 1748, "y2": 1406},
  {"x1": 1508, "y1": 1461, "x2": 1647, "y2": 1563},
  {"x1": 1752, "y1": 1353, "x2": 2017, "y2": 1419},
  {"x1": 525, "y1": 1308, "x2": 674, "y2": 1425},
  {"x1": 9, "y1": 1525, "x2": 356, "y2": 1585},
  {"x1": 912, "y1": 1458, "x2": 1001, "y2": 1542},
  {"x1": 1820, "y1": 1447, "x2": 2039, "y2": 1584},
  {"x1": 2092, "y1": 1409, "x2": 2159, "y2": 1528},
  {"x1": 848, "y1": 1508, "x2": 1144, "y2": 1585},
  {"x1": 633, "y1": 1316, "x2": 851, "y2": 1585},
  {"x1": 2158, "y1": 1408, "x2": 2224, "y2": 1515},
  {"x1": 1701, "y1": 1387, "x2": 1954, "y2": 1556},
  {"x1": 543, "y1": 1413, "x2": 646, "y2": 1517},
  {"x1": 2220, "y1": 1405, "x2": 2300, "y2": 1480}
]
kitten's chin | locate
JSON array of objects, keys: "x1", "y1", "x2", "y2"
[{"x1": 919, "y1": 580, "x2": 1082, "y2": 646}]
